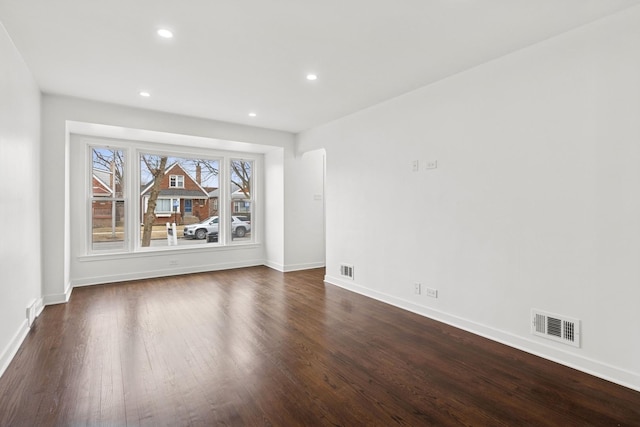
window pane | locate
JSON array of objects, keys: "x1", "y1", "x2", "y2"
[
  {"x1": 92, "y1": 148, "x2": 124, "y2": 198},
  {"x1": 231, "y1": 203, "x2": 252, "y2": 241},
  {"x1": 230, "y1": 159, "x2": 253, "y2": 241},
  {"x1": 230, "y1": 159, "x2": 252, "y2": 196},
  {"x1": 91, "y1": 200, "x2": 125, "y2": 251},
  {"x1": 92, "y1": 147, "x2": 125, "y2": 252},
  {"x1": 155, "y1": 199, "x2": 171, "y2": 213},
  {"x1": 140, "y1": 153, "x2": 220, "y2": 247},
  {"x1": 169, "y1": 175, "x2": 185, "y2": 188}
]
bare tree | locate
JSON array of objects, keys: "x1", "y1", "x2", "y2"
[
  {"x1": 92, "y1": 148, "x2": 124, "y2": 238},
  {"x1": 141, "y1": 155, "x2": 168, "y2": 247},
  {"x1": 92, "y1": 149, "x2": 124, "y2": 195},
  {"x1": 230, "y1": 160, "x2": 251, "y2": 197},
  {"x1": 187, "y1": 159, "x2": 219, "y2": 185}
]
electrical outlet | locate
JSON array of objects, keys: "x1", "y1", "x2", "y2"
[
  {"x1": 412, "y1": 160, "x2": 420, "y2": 172},
  {"x1": 169, "y1": 259, "x2": 178, "y2": 266},
  {"x1": 426, "y1": 288, "x2": 438, "y2": 298},
  {"x1": 425, "y1": 160, "x2": 438, "y2": 170},
  {"x1": 414, "y1": 282, "x2": 421, "y2": 294}
]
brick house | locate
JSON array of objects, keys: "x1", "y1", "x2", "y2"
[
  {"x1": 92, "y1": 168, "x2": 124, "y2": 228},
  {"x1": 206, "y1": 188, "x2": 251, "y2": 221},
  {"x1": 140, "y1": 163, "x2": 211, "y2": 225}
]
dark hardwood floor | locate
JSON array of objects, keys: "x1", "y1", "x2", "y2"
[{"x1": 1, "y1": 267, "x2": 639, "y2": 426}]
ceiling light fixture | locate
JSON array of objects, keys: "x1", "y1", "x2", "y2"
[
  {"x1": 139, "y1": 91, "x2": 151, "y2": 97},
  {"x1": 248, "y1": 112, "x2": 257, "y2": 117},
  {"x1": 306, "y1": 74, "x2": 318, "y2": 81},
  {"x1": 157, "y1": 29, "x2": 174, "y2": 39}
]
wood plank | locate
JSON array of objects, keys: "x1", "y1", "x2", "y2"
[{"x1": 0, "y1": 267, "x2": 638, "y2": 426}]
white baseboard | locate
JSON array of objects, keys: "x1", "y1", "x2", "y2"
[
  {"x1": 264, "y1": 260, "x2": 285, "y2": 272},
  {"x1": 43, "y1": 283, "x2": 73, "y2": 306},
  {"x1": 70, "y1": 260, "x2": 323, "y2": 284},
  {"x1": 282, "y1": 261, "x2": 325, "y2": 272},
  {"x1": 70, "y1": 259, "x2": 265, "y2": 287},
  {"x1": 35, "y1": 298, "x2": 44, "y2": 317},
  {"x1": 324, "y1": 274, "x2": 640, "y2": 393},
  {"x1": 26, "y1": 298, "x2": 44, "y2": 326},
  {"x1": 266, "y1": 261, "x2": 325, "y2": 272},
  {"x1": 0, "y1": 319, "x2": 29, "y2": 379}
]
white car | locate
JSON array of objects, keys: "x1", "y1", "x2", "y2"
[{"x1": 183, "y1": 216, "x2": 251, "y2": 240}]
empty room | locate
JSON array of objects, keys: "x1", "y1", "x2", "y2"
[{"x1": 1, "y1": 1, "x2": 640, "y2": 425}]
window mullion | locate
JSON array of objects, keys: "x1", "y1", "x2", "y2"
[{"x1": 219, "y1": 156, "x2": 229, "y2": 245}]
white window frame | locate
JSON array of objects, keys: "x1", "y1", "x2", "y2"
[
  {"x1": 144, "y1": 197, "x2": 181, "y2": 217},
  {"x1": 169, "y1": 175, "x2": 184, "y2": 188},
  {"x1": 87, "y1": 144, "x2": 129, "y2": 255},
  {"x1": 229, "y1": 158, "x2": 254, "y2": 244},
  {"x1": 85, "y1": 138, "x2": 261, "y2": 255}
]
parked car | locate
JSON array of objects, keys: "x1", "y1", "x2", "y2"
[
  {"x1": 183, "y1": 216, "x2": 251, "y2": 240},
  {"x1": 235, "y1": 215, "x2": 251, "y2": 225},
  {"x1": 231, "y1": 216, "x2": 250, "y2": 237}
]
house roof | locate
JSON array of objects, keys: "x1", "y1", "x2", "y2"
[
  {"x1": 141, "y1": 162, "x2": 210, "y2": 197},
  {"x1": 93, "y1": 169, "x2": 111, "y2": 186},
  {"x1": 207, "y1": 188, "x2": 248, "y2": 199},
  {"x1": 92, "y1": 169, "x2": 112, "y2": 195}
]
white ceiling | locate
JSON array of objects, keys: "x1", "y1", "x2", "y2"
[{"x1": 1, "y1": 0, "x2": 638, "y2": 133}]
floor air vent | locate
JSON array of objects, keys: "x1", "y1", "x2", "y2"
[
  {"x1": 531, "y1": 309, "x2": 580, "y2": 348},
  {"x1": 340, "y1": 264, "x2": 354, "y2": 279}
]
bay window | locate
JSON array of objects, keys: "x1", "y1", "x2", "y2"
[{"x1": 87, "y1": 139, "x2": 259, "y2": 254}]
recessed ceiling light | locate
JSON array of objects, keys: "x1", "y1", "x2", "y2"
[
  {"x1": 248, "y1": 112, "x2": 257, "y2": 117},
  {"x1": 157, "y1": 29, "x2": 173, "y2": 39},
  {"x1": 306, "y1": 74, "x2": 318, "y2": 81},
  {"x1": 139, "y1": 91, "x2": 151, "y2": 97}
]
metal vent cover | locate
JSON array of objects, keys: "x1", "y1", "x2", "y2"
[
  {"x1": 340, "y1": 264, "x2": 354, "y2": 279},
  {"x1": 531, "y1": 309, "x2": 580, "y2": 348}
]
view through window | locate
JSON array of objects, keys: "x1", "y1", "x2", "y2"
[
  {"x1": 230, "y1": 159, "x2": 253, "y2": 241},
  {"x1": 91, "y1": 147, "x2": 125, "y2": 251},
  {"x1": 90, "y1": 144, "x2": 256, "y2": 252},
  {"x1": 140, "y1": 153, "x2": 221, "y2": 247}
]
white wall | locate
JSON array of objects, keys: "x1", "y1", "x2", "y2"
[
  {"x1": 263, "y1": 147, "x2": 326, "y2": 272},
  {"x1": 41, "y1": 95, "x2": 297, "y2": 299},
  {"x1": 283, "y1": 149, "x2": 325, "y2": 271},
  {"x1": 264, "y1": 148, "x2": 285, "y2": 270},
  {"x1": 0, "y1": 22, "x2": 42, "y2": 376},
  {"x1": 297, "y1": 6, "x2": 640, "y2": 391}
]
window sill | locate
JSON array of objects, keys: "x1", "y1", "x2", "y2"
[{"x1": 78, "y1": 242, "x2": 261, "y2": 262}]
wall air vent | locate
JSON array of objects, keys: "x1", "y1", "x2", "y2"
[
  {"x1": 340, "y1": 264, "x2": 354, "y2": 280},
  {"x1": 531, "y1": 309, "x2": 580, "y2": 348},
  {"x1": 26, "y1": 305, "x2": 36, "y2": 327}
]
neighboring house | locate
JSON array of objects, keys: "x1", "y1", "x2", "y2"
[
  {"x1": 140, "y1": 163, "x2": 210, "y2": 225},
  {"x1": 92, "y1": 168, "x2": 124, "y2": 228},
  {"x1": 92, "y1": 169, "x2": 112, "y2": 197},
  {"x1": 208, "y1": 188, "x2": 219, "y2": 217},
  {"x1": 231, "y1": 188, "x2": 251, "y2": 217},
  {"x1": 207, "y1": 188, "x2": 251, "y2": 220}
]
